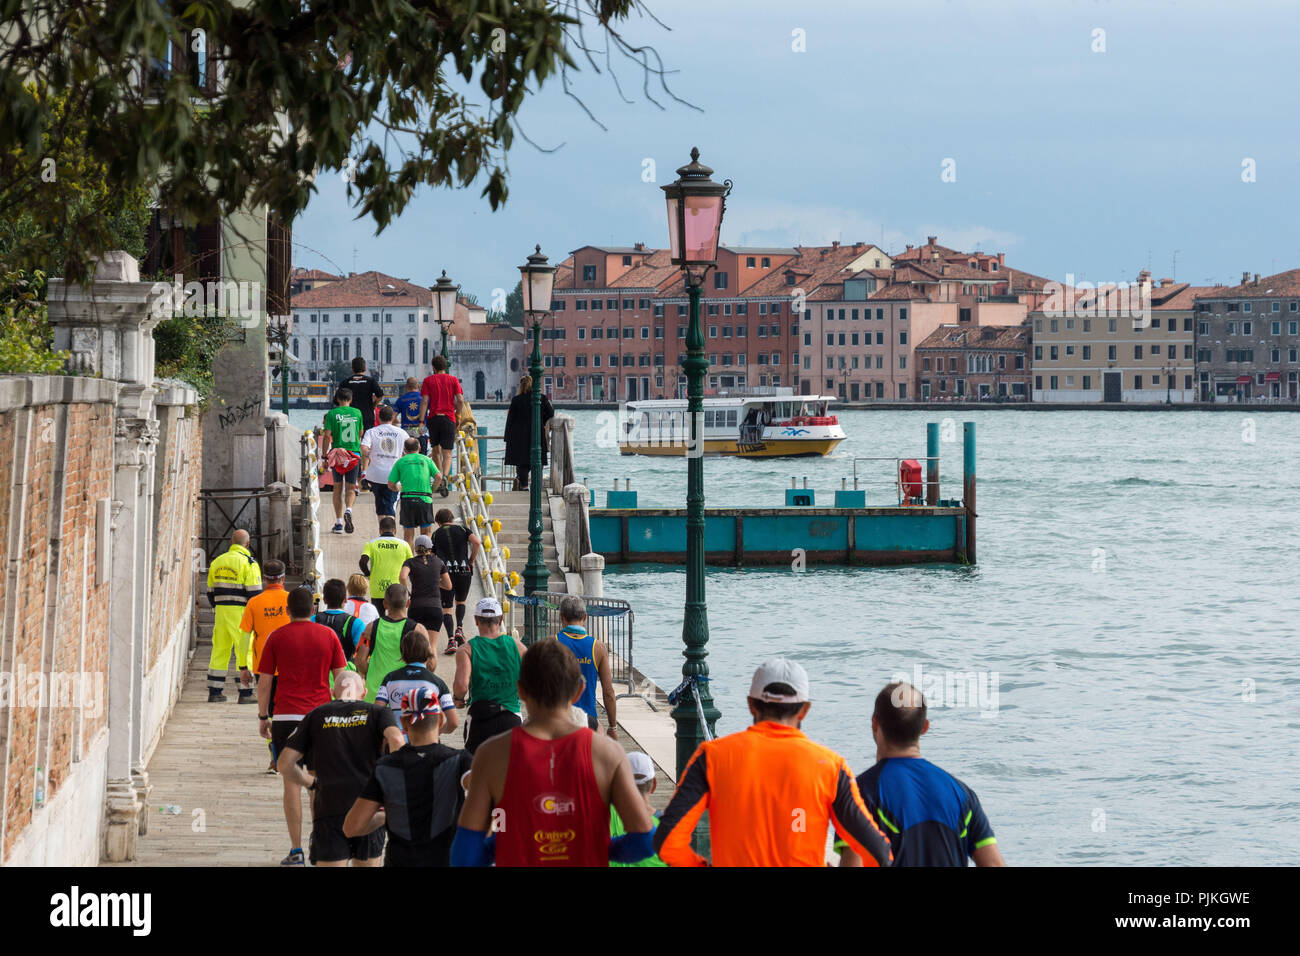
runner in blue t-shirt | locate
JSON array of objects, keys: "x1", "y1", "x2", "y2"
[
  {"x1": 394, "y1": 377, "x2": 426, "y2": 454},
  {"x1": 838, "y1": 682, "x2": 1005, "y2": 867}
]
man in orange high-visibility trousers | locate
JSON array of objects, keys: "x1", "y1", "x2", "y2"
[
  {"x1": 206, "y1": 531, "x2": 262, "y2": 703},
  {"x1": 655, "y1": 658, "x2": 893, "y2": 868}
]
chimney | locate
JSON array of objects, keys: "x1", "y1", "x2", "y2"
[
  {"x1": 998, "y1": 253, "x2": 1005, "y2": 266},
  {"x1": 1242, "y1": 271, "x2": 1251, "y2": 285},
  {"x1": 634, "y1": 242, "x2": 645, "y2": 252},
  {"x1": 1254, "y1": 273, "x2": 1260, "y2": 283},
  {"x1": 1159, "y1": 277, "x2": 1173, "y2": 287},
  {"x1": 927, "y1": 236, "x2": 937, "y2": 246},
  {"x1": 905, "y1": 244, "x2": 913, "y2": 251},
  {"x1": 831, "y1": 240, "x2": 839, "y2": 248},
  {"x1": 854, "y1": 241, "x2": 864, "y2": 248},
  {"x1": 1138, "y1": 269, "x2": 1152, "y2": 283}
]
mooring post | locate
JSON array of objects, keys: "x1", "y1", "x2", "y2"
[
  {"x1": 963, "y1": 421, "x2": 976, "y2": 563},
  {"x1": 926, "y1": 422, "x2": 940, "y2": 505}
]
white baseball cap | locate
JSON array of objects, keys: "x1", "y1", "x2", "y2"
[
  {"x1": 475, "y1": 596, "x2": 503, "y2": 618},
  {"x1": 748, "y1": 658, "x2": 811, "y2": 703},
  {"x1": 626, "y1": 751, "x2": 656, "y2": 784}
]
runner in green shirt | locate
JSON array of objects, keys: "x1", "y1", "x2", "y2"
[
  {"x1": 321, "y1": 388, "x2": 366, "y2": 535},
  {"x1": 609, "y1": 751, "x2": 668, "y2": 867},
  {"x1": 387, "y1": 438, "x2": 440, "y2": 545},
  {"x1": 360, "y1": 515, "x2": 414, "y2": 607}
]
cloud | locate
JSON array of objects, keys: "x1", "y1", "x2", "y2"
[{"x1": 725, "y1": 200, "x2": 1020, "y2": 254}]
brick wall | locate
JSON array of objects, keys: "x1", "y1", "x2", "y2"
[{"x1": 0, "y1": 392, "x2": 115, "y2": 859}]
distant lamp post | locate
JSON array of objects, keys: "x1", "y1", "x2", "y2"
[
  {"x1": 1164, "y1": 363, "x2": 1175, "y2": 405},
  {"x1": 268, "y1": 313, "x2": 293, "y2": 414},
  {"x1": 518, "y1": 245, "x2": 556, "y2": 645},
  {"x1": 434, "y1": 270, "x2": 458, "y2": 369},
  {"x1": 662, "y1": 147, "x2": 730, "y2": 779}
]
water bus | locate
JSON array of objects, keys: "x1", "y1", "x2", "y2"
[{"x1": 619, "y1": 390, "x2": 846, "y2": 458}]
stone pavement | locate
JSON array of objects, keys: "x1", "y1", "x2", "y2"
[{"x1": 118, "y1": 486, "x2": 676, "y2": 865}]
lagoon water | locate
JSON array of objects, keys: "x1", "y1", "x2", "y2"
[{"x1": 291, "y1": 405, "x2": 1300, "y2": 865}]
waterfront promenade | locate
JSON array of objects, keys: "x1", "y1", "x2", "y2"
[{"x1": 116, "y1": 494, "x2": 676, "y2": 866}]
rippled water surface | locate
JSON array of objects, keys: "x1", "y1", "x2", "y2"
[{"x1": 293, "y1": 406, "x2": 1300, "y2": 865}]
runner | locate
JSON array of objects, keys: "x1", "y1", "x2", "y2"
[
  {"x1": 256, "y1": 586, "x2": 348, "y2": 866},
  {"x1": 838, "y1": 682, "x2": 1005, "y2": 868},
  {"x1": 240, "y1": 559, "x2": 290, "y2": 675},
  {"x1": 609, "y1": 752, "x2": 668, "y2": 868},
  {"x1": 373, "y1": 622, "x2": 460, "y2": 736},
  {"x1": 321, "y1": 387, "x2": 365, "y2": 535},
  {"x1": 388, "y1": 438, "x2": 439, "y2": 546},
  {"x1": 452, "y1": 637, "x2": 655, "y2": 867},
  {"x1": 654, "y1": 658, "x2": 893, "y2": 868},
  {"x1": 359, "y1": 515, "x2": 413, "y2": 612},
  {"x1": 342, "y1": 356, "x2": 384, "y2": 428},
  {"x1": 343, "y1": 573, "x2": 380, "y2": 631},
  {"x1": 554, "y1": 595, "x2": 618, "y2": 737},
  {"x1": 451, "y1": 597, "x2": 527, "y2": 754},
  {"x1": 354, "y1": 583, "x2": 431, "y2": 705},
  {"x1": 432, "y1": 508, "x2": 480, "y2": 654},
  {"x1": 205, "y1": 530, "x2": 260, "y2": 704},
  {"x1": 312, "y1": 578, "x2": 366, "y2": 661},
  {"x1": 276, "y1": 670, "x2": 403, "y2": 867},
  {"x1": 360, "y1": 404, "x2": 408, "y2": 519},
  {"x1": 345, "y1": 686, "x2": 471, "y2": 867},
  {"x1": 399, "y1": 534, "x2": 453, "y2": 652},
  {"x1": 418, "y1": 354, "x2": 461, "y2": 497},
  {"x1": 393, "y1": 376, "x2": 426, "y2": 454}
]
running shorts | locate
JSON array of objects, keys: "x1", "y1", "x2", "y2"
[
  {"x1": 428, "y1": 415, "x2": 456, "y2": 451},
  {"x1": 400, "y1": 497, "x2": 434, "y2": 529},
  {"x1": 310, "y1": 815, "x2": 385, "y2": 864}
]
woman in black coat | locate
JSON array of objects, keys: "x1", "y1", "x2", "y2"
[{"x1": 504, "y1": 375, "x2": 553, "y2": 490}]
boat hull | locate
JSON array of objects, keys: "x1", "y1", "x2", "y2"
[{"x1": 620, "y1": 437, "x2": 844, "y2": 458}]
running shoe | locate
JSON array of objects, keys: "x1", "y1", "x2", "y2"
[
  {"x1": 280, "y1": 849, "x2": 306, "y2": 866},
  {"x1": 344, "y1": 511, "x2": 354, "y2": 534},
  {"x1": 438, "y1": 481, "x2": 449, "y2": 498},
  {"x1": 444, "y1": 636, "x2": 457, "y2": 655},
  {"x1": 454, "y1": 626, "x2": 466, "y2": 648},
  {"x1": 331, "y1": 522, "x2": 344, "y2": 534}
]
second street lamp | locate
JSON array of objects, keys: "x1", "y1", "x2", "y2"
[
  {"x1": 434, "y1": 270, "x2": 458, "y2": 370},
  {"x1": 662, "y1": 147, "x2": 731, "y2": 780},
  {"x1": 518, "y1": 245, "x2": 555, "y2": 646}
]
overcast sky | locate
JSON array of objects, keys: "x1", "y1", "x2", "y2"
[{"x1": 292, "y1": 0, "x2": 1300, "y2": 306}]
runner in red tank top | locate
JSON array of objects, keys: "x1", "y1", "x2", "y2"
[
  {"x1": 451, "y1": 639, "x2": 656, "y2": 867},
  {"x1": 494, "y1": 726, "x2": 608, "y2": 866}
]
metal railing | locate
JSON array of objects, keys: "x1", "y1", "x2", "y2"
[
  {"x1": 509, "y1": 592, "x2": 654, "y2": 710},
  {"x1": 299, "y1": 430, "x2": 323, "y2": 596},
  {"x1": 198, "y1": 487, "x2": 285, "y2": 564},
  {"x1": 451, "y1": 429, "x2": 516, "y2": 612},
  {"x1": 847, "y1": 456, "x2": 943, "y2": 505}
]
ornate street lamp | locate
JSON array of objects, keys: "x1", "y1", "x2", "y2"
[
  {"x1": 518, "y1": 245, "x2": 555, "y2": 646},
  {"x1": 267, "y1": 312, "x2": 293, "y2": 414},
  {"x1": 662, "y1": 147, "x2": 730, "y2": 778},
  {"x1": 434, "y1": 270, "x2": 458, "y2": 370}
]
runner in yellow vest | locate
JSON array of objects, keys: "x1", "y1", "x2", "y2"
[{"x1": 206, "y1": 530, "x2": 262, "y2": 703}]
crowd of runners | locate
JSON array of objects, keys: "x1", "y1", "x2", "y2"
[{"x1": 202, "y1": 354, "x2": 1006, "y2": 867}]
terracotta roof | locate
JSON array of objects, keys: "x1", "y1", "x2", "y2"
[
  {"x1": 741, "y1": 245, "x2": 871, "y2": 299},
  {"x1": 916, "y1": 324, "x2": 1030, "y2": 350},
  {"x1": 869, "y1": 283, "x2": 927, "y2": 301},
  {"x1": 292, "y1": 267, "x2": 342, "y2": 281},
  {"x1": 892, "y1": 240, "x2": 968, "y2": 263},
  {"x1": 290, "y1": 270, "x2": 430, "y2": 309},
  {"x1": 1072, "y1": 280, "x2": 1211, "y2": 313},
  {"x1": 1197, "y1": 269, "x2": 1300, "y2": 299}
]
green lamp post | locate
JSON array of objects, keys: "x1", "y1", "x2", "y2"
[
  {"x1": 662, "y1": 147, "x2": 731, "y2": 778},
  {"x1": 518, "y1": 245, "x2": 556, "y2": 646},
  {"x1": 434, "y1": 270, "x2": 458, "y2": 370},
  {"x1": 268, "y1": 312, "x2": 292, "y2": 414}
]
